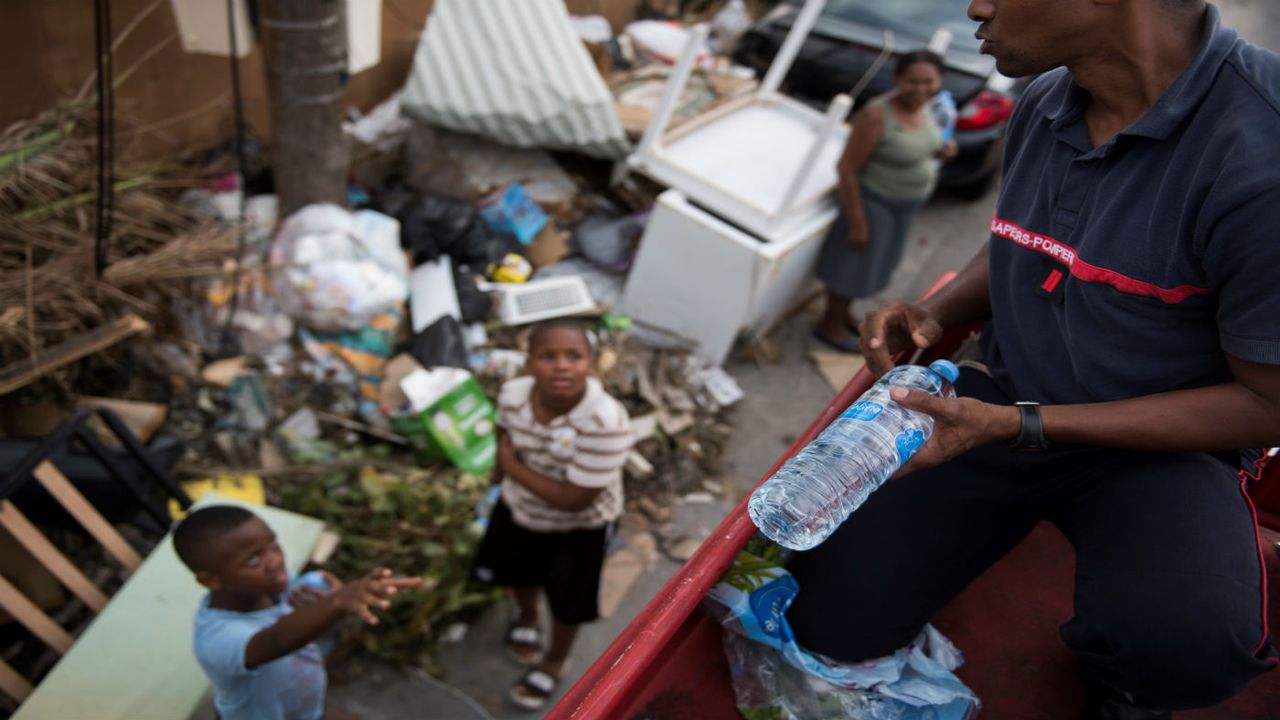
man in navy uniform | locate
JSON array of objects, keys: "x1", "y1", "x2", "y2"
[{"x1": 788, "y1": 1, "x2": 1280, "y2": 717}]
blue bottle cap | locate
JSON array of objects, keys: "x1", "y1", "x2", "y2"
[
  {"x1": 928, "y1": 359, "x2": 960, "y2": 383},
  {"x1": 298, "y1": 570, "x2": 331, "y2": 593}
]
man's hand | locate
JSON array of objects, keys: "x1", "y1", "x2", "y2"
[
  {"x1": 859, "y1": 301, "x2": 945, "y2": 377},
  {"x1": 889, "y1": 387, "x2": 1019, "y2": 477},
  {"x1": 330, "y1": 568, "x2": 423, "y2": 625},
  {"x1": 847, "y1": 217, "x2": 870, "y2": 250}
]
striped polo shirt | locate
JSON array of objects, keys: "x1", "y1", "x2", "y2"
[{"x1": 498, "y1": 375, "x2": 632, "y2": 532}]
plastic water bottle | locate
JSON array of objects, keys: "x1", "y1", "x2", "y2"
[
  {"x1": 297, "y1": 570, "x2": 332, "y2": 593},
  {"x1": 931, "y1": 89, "x2": 958, "y2": 144},
  {"x1": 748, "y1": 360, "x2": 960, "y2": 551}
]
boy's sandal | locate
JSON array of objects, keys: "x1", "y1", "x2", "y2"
[
  {"x1": 508, "y1": 668, "x2": 558, "y2": 711},
  {"x1": 505, "y1": 625, "x2": 543, "y2": 665}
]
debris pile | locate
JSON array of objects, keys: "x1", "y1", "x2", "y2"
[{"x1": 0, "y1": 0, "x2": 774, "y2": 684}]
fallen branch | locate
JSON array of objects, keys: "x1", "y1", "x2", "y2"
[{"x1": 0, "y1": 314, "x2": 150, "y2": 394}]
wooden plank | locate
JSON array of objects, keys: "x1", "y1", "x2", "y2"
[
  {"x1": 0, "y1": 573, "x2": 73, "y2": 654},
  {"x1": 31, "y1": 462, "x2": 142, "y2": 572},
  {"x1": 0, "y1": 657, "x2": 32, "y2": 703},
  {"x1": 309, "y1": 529, "x2": 341, "y2": 565},
  {"x1": 0, "y1": 501, "x2": 108, "y2": 613},
  {"x1": 12, "y1": 495, "x2": 325, "y2": 720},
  {"x1": 0, "y1": 315, "x2": 150, "y2": 395},
  {"x1": 76, "y1": 397, "x2": 168, "y2": 444}
]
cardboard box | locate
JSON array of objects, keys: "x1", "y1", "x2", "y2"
[
  {"x1": 525, "y1": 223, "x2": 572, "y2": 268},
  {"x1": 382, "y1": 355, "x2": 497, "y2": 474}
]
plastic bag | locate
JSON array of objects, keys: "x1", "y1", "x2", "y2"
[
  {"x1": 710, "y1": 0, "x2": 753, "y2": 55},
  {"x1": 572, "y1": 211, "x2": 647, "y2": 272},
  {"x1": 453, "y1": 264, "x2": 494, "y2": 324},
  {"x1": 270, "y1": 204, "x2": 408, "y2": 331},
  {"x1": 397, "y1": 192, "x2": 523, "y2": 267},
  {"x1": 298, "y1": 310, "x2": 400, "y2": 420},
  {"x1": 625, "y1": 20, "x2": 712, "y2": 66},
  {"x1": 705, "y1": 538, "x2": 980, "y2": 720},
  {"x1": 408, "y1": 315, "x2": 470, "y2": 370}
]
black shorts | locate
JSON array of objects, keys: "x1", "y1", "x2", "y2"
[{"x1": 471, "y1": 499, "x2": 611, "y2": 624}]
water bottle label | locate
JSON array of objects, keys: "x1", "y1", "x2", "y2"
[
  {"x1": 895, "y1": 428, "x2": 927, "y2": 463},
  {"x1": 841, "y1": 401, "x2": 884, "y2": 422}
]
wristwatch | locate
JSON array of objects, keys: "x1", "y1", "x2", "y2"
[{"x1": 1007, "y1": 401, "x2": 1049, "y2": 452}]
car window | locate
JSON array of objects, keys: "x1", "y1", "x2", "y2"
[{"x1": 822, "y1": 0, "x2": 981, "y2": 52}]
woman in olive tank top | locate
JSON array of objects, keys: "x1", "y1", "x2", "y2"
[{"x1": 813, "y1": 51, "x2": 958, "y2": 352}]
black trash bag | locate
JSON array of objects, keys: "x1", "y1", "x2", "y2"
[
  {"x1": 455, "y1": 223, "x2": 523, "y2": 268},
  {"x1": 407, "y1": 315, "x2": 470, "y2": 369},
  {"x1": 397, "y1": 193, "x2": 480, "y2": 265},
  {"x1": 453, "y1": 263, "x2": 493, "y2": 324},
  {"x1": 394, "y1": 190, "x2": 525, "y2": 267},
  {"x1": 370, "y1": 179, "x2": 416, "y2": 218}
]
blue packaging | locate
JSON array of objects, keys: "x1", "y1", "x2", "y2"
[{"x1": 477, "y1": 183, "x2": 549, "y2": 246}]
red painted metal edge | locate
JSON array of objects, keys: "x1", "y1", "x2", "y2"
[{"x1": 547, "y1": 273, "x2": 960, "y2": 719}]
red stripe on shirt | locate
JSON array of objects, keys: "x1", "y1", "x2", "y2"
[{"x1": 990, "y1": 214, "x2": 1211, "y2": 304}]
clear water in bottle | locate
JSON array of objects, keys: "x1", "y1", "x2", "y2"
[{"x1": 748, "y1": 360, "x2": 959, "y2": 551}]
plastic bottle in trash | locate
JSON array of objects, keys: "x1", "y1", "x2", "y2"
[
  {"x1": 748, "y1": 360, "x2": 960, "y2": 551},
  {"x1": 931, "y1": 89, "x2": 958, "y2": 144}
]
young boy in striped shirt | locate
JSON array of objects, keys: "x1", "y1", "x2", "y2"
[{"x1": 472, "y1": 319, "x2": 632, "y2": 711}]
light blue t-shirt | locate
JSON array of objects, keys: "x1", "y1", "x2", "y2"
[{"x1": 193, "y1": 595, "x2": 326, "y2": 720}]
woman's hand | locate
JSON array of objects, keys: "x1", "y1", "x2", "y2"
[
  {"x1": 936, "y1": 139, "x2": 959, "y2": 162},
  {"x1": 846, "y1": 217, "x2": 870, "y2": 250}
]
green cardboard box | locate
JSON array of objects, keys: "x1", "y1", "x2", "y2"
[{"x1": 384, "y1": 356, "x2": 496, "y2": 474}]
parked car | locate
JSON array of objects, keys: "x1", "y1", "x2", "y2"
[{"x1": 733, "y1": 0, "x2": 1022, "y2": 199}]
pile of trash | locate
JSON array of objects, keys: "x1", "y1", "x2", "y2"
[
  {"x1": 0, "y1": 101, "x2": 239, "y2": 372},
  {"x1": 0, "y1": 0, "x2": 772, "y2": 679}
]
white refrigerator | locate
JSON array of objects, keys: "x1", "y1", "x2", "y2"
[{"x1": 618, "y1": 0, "x2": 849, "y2": 365}]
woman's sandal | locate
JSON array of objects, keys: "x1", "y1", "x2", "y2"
[
  {"x1": 508, "y1": 668, "x2": 559, "y2": 711},
  {"x1": 812, "y1": 328, "x2": 861, "y2": 354},
  {"x1": 505, "y1": 625, "x2": 543, "y2": 666}
]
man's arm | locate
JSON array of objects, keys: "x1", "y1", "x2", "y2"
[
  {"x1": 891, "y1": 354, "x2": 1280, "y2": 474},
  {"x1": 1043, "y1": 354, "x2": 1280, "y2": 450}
]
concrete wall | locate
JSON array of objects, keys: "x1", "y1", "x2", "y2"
[{"x1": 0, "y1": 0, "x2": 435, "y2": 160}]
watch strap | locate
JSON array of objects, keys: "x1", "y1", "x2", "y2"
[{"x1": 1008, "y1": 401, "x2": 1048, "y2": 452}]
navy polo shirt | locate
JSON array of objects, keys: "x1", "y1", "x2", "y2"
[{"x1": 982, "y1": 5, "x2": 1280, "y2": 406}]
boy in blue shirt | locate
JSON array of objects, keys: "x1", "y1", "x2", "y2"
[{"x1": 174, "y1": 506, "x2": 422, "y2": 720}]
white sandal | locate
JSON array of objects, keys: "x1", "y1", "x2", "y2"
[
  {"x1": 505, "y1": 625, "x2": 543, "y2": 666},
  {"x1": 508, "y1": 668, "x2": 559, "y2": 711}
]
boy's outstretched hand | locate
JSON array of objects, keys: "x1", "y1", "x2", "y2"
[{"x1": 330, "y1": 568, "x2": 423, "y2": 625}]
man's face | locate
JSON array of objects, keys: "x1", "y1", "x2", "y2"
[
  {"x1": 968, "y1": 0, "x2": 1103, "y2": 77},
  {"x1": 197, "y1": 517, "x2": 290, "y2": 597}
]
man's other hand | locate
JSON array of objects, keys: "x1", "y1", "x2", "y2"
[{"x1": 859, "y1": 302, "x2": 944, "y2": 377}]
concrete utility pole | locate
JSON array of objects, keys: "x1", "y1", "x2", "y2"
[{"x1": 261, "y1": 0, "x2": 348, "y2": 217}]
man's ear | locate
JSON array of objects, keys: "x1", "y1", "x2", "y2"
[{"x1": 195, "y1": 570, "x2": 222, "y2": 591}]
